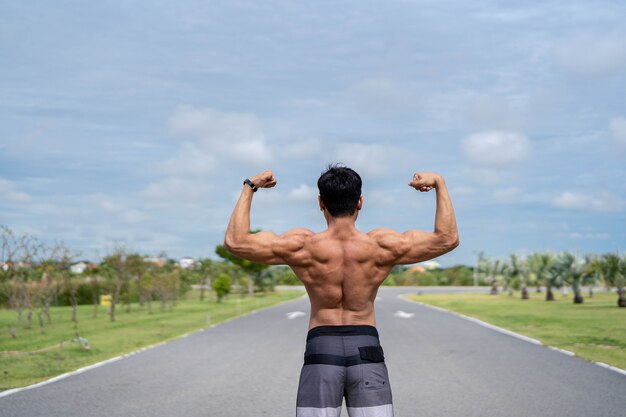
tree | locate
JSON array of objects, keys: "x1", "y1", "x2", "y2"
[
  {"x1": 83, "y1": 265, "x2": 100, "y2": 318},
  {"x1": 485, "y1": 258, "x2": 505, "y2": 295},
  {"x1": 503, "y1": 254, "x2": 529, "y2": 299},
  {"x1": 582, "y1": 255, "x2": 601, "y2": 298},
  {"x1": 216, "y1": 241, "x2": 268, "y2": 296},
  {"x1": 559, "y1": 253, "x2": 585, "y2": 304},
  {"x1": 101, "y1": 246, "x2": 128, "y2": 322},
  {"x1": 53, "y1": 242, "x2": 79, "y2": 326},
  {"x1": 213, "y1": 273, "x2": 232, "y2": 302},
  {"x1": 1, "y1": 226, "x2": 42, "y2": 337},
  {"x1": 191, "y1": 259, "x2": 214, "y2": 301},
  {"x1": 601, "y1": 253, "x2": 626, "y2": 308},
  {"x1": 528, "y1": 252, "x2": 554, "y2": 301},
  {"x1": 545, "y1": 253, "x2": 571, "y2": 302},
  {"x1": 153, "y1": 270, "x2": 180, "y2": 311},
  {"x1": 124, "y1": 253, "x2": 147, "y2": 313}
]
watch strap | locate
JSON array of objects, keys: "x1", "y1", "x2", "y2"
[{"x1": 243, "y1": 178, "x2": 258, "y2": 192}]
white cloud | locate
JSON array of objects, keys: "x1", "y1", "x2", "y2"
[
  {"x1": 464, "y1": 94, "x2": 526, "y2": 130},
  {"x1": 89, "y1": 193, "x2": 146, "y2": 224},
  {"x1": 281, "y1": 138, "x2": 322, "y2": 159},
  {"x1": 492, "y1": 187, "x2": 522, "y2": 203},
  {"x1": 610, "y1": 117, "x2": 626, "y2": 150},
  {"x1": 552, "y1": 191, "x2": 625, "y2": 213},
  {"x1": 334, "y1": 143, "x2": 398, "y2": 177},
  {"x1": 0, "y1": 178, "x2": 32, "y2": 203},
  {"x1": 289, "y1": 184, "x2": 317, "y2": 202},
  {"x1": 557, "y1": 231, "x2": 610, "y2": 240},
  {"x1": 473, "y1": 9, "x2": 538, "y2": 22},
  {"x1": 555, "y1": 32, "x2": 626, "y2": 77},
  {"x1": 466, "y1": 95, "x2": 510, "y2": 128},
  {"x1": 164, "y1": 106, "x2": 272, "y2": 174},
  {"x1": 450, "y1": 186, "x2": 476, "y2": 197},
  {"x1": 351, "y1": 77, "x2": 420, "y2": 118},
  {"x1": 463, "y1": 168, "x2": 510, "y2": 185},
  {"x1": 162, "y1": 142, "x2": 217, "y2": 176},
  {"x1": 140, "y1": 178, "x2": 211, "y2": 208},
  {"x1": 121, "y1": 210, "x2": 145, "y2": 224},
  {"x1": 461, "y1": 131, "x2": 532, "y2": 168}
]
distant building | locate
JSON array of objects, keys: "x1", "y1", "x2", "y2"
[
  {"x1": 178, "y1": 256, "x2": 196, "y2": 269},
  {"x1": 421, "y1": 261, "x2": 442, "y2": 270},
  {"x1": 70, "y1": 261, "x2": 92, "y2": 274},
  {"x1": 405, "y1": 265, "x2": 427, "y2": 275},
  {"x1": 144, "y1": 256, "x2": 167, "y2": 268}
]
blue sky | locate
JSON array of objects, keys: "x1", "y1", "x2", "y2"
[{"x1": 1, "y1": 0, "x2": 625, "y2": 266}]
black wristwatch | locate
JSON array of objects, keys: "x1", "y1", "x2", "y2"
[{"x1": 243, "y1": 178, "x2": 258, "y2": 192}]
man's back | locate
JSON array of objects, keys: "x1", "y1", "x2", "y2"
[{"x1": 287, "y1": 226, "x2": 393, "y2": 329}]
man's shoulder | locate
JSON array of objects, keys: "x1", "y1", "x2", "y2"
[
  {"x1": 366, "y1": 228, "x2": 401, "y2": 239},
  {"x1": 283, "y1": 228, "x2": 316, "y2": 237}
]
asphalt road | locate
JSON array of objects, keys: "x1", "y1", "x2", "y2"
[{"x1": 2, "y1": 287, "x2": 625, "y2": 417}]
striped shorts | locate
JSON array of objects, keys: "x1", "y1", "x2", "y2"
[{"x1": 296, "y1": 325, "x2": 394, "y2": 417}]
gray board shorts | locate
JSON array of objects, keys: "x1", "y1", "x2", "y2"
[{"x1": 296, "y1": 325, "x2": 394, "y2": 417}]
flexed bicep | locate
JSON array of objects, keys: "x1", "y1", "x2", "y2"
[
  {"x1": 394, "y1": 230, "x2": 456, "y2": 265},
  {"x1": 225, "y1": 229, "x2": 313, "y2": 266}
]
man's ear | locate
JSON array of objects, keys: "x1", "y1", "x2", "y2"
[
  {"x1": 357, "y1": 196, "x2": 363, "y2": 211},
  {"x1": 318, "y1": 196, "x2": 325, "y2": 212}
]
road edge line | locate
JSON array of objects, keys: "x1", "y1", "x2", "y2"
[
  {"x1": 398, "y1": 294, "x2": 542, "y2": 345},
  {"x1": 398, "y1": 294, "x2": 626, "y2": 378},
  {"x1": 594, "y1": 362, "x2": 626, "y2": 376},
  {"x1": 0, "y1": 292, "x2": 306, "y2": 398}
]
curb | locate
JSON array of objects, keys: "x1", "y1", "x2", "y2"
[
  {"x1": 398, "y1": 294, "x2": 626, "y2": 378},
  {"x1": 0, "y1": 293, "x2": 306, "y2": 398}
]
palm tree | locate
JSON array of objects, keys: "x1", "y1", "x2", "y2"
[
  {"x1": 506, "y1": 254, "x2": 529, "y2": 299},
  {"x1": 601, "y1": 254, "x2": 626, "y2": 307},
  {"x1": 528, "y1": 252, "x2": 554, "y2": 301},
  {"x1": 545, "y1": 253, "x2": 571, "y2": 302},
  {"x1": 486, "y1": 258, "x2": 505, "y2": 295},
  {"x1": 560, "y1": 253, "x2": 585, "y2": 304},
  {"x1": 582, "y1": 255, "x2": 601, "y2": 298}
]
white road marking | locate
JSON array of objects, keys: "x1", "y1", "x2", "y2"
[
  {"x1": 548, "y1": 346, "x2": 575, "y2": 356},
  {"x1": 393, "y1": 310, "x2": 415, "y2": 319},
  {"x1": 594, "y1": 362, "x2": 626, "y2": 376},
  {"x1": 286, "y1": 311, "x2": 306, "y2": 319}
]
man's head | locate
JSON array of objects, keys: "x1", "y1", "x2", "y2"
[{"x1": 317, "y1": 164, "x2": 362, "y2": 218}]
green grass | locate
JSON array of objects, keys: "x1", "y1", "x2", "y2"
[
  {"x1": 406, "y1": 291, "x2": 626, "y2": 370},
  {"x1": 0, "y1": 290, "x2": 303, "y2": 390}
]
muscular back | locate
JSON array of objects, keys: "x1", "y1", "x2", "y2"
[
  {"x1": 279, "y1": 227, "x2": 395, "y2": 329},
  {"x1": 224, "y1": 169, "x2": 459, "y2": 330}
]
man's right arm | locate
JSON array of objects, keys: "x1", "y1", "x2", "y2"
[{"x1": 369, "y1": 173, "x2": 459, "y2": 265}]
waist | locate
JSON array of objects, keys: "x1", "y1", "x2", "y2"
[{"x1": 307, "y1": 324, "x2": 379, "y2": 341}]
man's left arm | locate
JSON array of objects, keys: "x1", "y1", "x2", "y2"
[{"x1": 223, "y1": 170, "x2": 310, "y2": 265}]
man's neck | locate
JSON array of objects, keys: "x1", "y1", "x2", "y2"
[{"x1": 325, "y1": 215, "x2": 358, "y2": 235}]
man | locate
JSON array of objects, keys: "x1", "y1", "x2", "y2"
[{"x1": 224, "y1": 165, "x2": 459, "y2": 417}]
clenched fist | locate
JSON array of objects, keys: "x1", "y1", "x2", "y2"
[
  {"x1": 408, "y1": 172, "x2": 442, "y2": 192},
  {"x1": 250, "y1": 170, "x2": 277, "y2": 189}
]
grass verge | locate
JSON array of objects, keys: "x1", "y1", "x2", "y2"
[
  {"x1": 406, "y1": 291, "x2": 626, "y2": 369},
  {"x1": 0, "y1": 290, "x2": 303, "y2": 390}
]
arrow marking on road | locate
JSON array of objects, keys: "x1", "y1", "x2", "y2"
[
  {"x1": 286, "y1": 311, "x2": 306, "y2": 319},
  {"x1": 394, "y1": 310, "x2": 415, "y2": 319}
]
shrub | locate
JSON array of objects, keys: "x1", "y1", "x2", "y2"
[{"x1": 213, "y1": 273, "x2": 232, "y2": 302}]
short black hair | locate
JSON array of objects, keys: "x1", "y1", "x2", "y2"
[{"x1": 317, "y1": 164, "x2": 362, "y2": 217}]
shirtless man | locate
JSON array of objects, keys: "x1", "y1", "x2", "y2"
[{"x1": 224, "y1": 165, "x2": 459, "y2": 417}]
